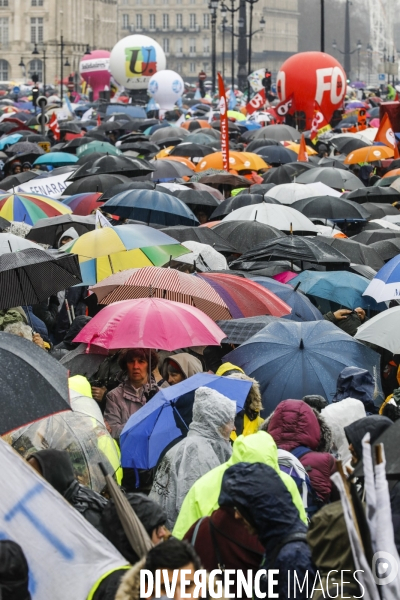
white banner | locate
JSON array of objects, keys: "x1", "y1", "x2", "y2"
[
  {"x1": 16, "y1": 173, "x2": 72, "y2": 199},
  {"x1": 0, "y1": 439, "x2": 127, "y2": 599},
  {"x1": 247, "y1": 68, "x2": 265, "y2": 92}
]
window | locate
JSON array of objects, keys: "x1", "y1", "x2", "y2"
[
  {"x1": 122, "y1": 14, "x2": 129, "y2": 29},
  {"x1": 176, "y1": 13, "x2": 182, "y2": 28},
  {"x1": 136, "y1": 14, "x2": 142, "y2": 28},
  {"x1": 163, "y1": 38, "x2": 169, "y2": 53},
  {"x1": 203, "y1": 13, "x2": 209, "y2": 28},
  {"x1": 175, "y1": 38, "x2": 182, "y2": 53},
  {"x1": 177, "y1": 0, "x2": 182, "y2": 5},
  {"x1": 122, "y1": 0, "x2": 129, "y2": 4},
  {"x1": 163, "y1": 0, "x2": 168, "y2": 4},
  {"x1": 135, "y1": 0, "x2": 142, "y2": 5},
  {"x1": 149, "y1": 13, "x2": 156, "y2": 29},
  {"x1": 190, "y1": 0, "x2": 196, "y2": 4},
  {"x1": 189, "y1": 13, "x2": 196, "y2": 29},
  {"x1": 162, "y1": 14, "x2": 169, "y2": 29},
  {"x1": 0, "y1": 17, "x2": 8, "y2": 46},
  {"x1": 30, "y1": 17, "x2": 43, "y2": 43},
  {"x1": 149, "y1": 0, "x2": 155, "y2": 5},
  {"x1": 0, "y1": 58, "x2": 8, "y2": 79},
  {"x1": 32, "y1": 0, "x2": 44, "y2": 5},
  {"x1": 189, "y1": 62, "x2": 196, "y2": 72},
  {"x1": 203, "y1": 37, "x2": 210, "y2": 52},
  {"x1": 0, "y1": 0, "x2": 9, "y2": 6},
  {"x1": 189, "y1": 37, "x2": 196, "y2": 52},
  {"x1": 29, "y1": 58, "x2": 42, "y2": 82}
]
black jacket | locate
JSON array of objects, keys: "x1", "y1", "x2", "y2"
[
  {"x1": 0, "y1": 540, "x2": 31, "y2": 600},
  {"x1": 344, "y1": 415, "x2": 392, "y2": 463}
]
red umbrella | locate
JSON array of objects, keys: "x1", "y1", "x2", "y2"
[
  {"x1": 197, "y1": 272, "x2": 291, "y2": 318},
  {"x1": 62, "y1": 192, "x2": 104, "y2": 216}
]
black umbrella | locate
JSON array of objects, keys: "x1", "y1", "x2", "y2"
[
  {"x1": 345, "y1": 187, "x2": 400, "y2": 204},
  {"x1": 213, "y1": 220, "x2": 286, "y2": 254},
  {"x1": 254, "y1": 146, "x2": 298, "y2": 165},
  {"x1": 361, "y1": 202, "x2": 399, "y2": 220},
  {"x1": 217, "y1": 316, "x2": 278, "y2": 345},
  {"x1": 69, "y1": 155, "x2": 154, "y2": 181},
  {"x1": 311, "y1": 236, "x2": 384, "y2": 270},
  {"x1": 0, "y1": 332, "x2": 71, "y2": 435},
  {"x1": 59, "y1": 343, "x2": 106, "y2": 378},
  {"x1": 349, "y1": 264, "x2": 377, "y2": 280},
  {"x1": 160, "y1": 225, "x2": 239, "y2": 254},
  {"x1": 119, "y1": 133, "x2": 152, "y2": 143},
  {"x1": 173, "y1": 189, "x2": 219, "y2": 207},
  {"x1": 352, "y1": 418, "x2": 400, "y2": 478},
  {"x1": 254, "y1": 124, "x2": 299, "y2": 142},
  {"x1": 336, "y1": 116, "x2": 358, "y2": 129},
  {"x1": 245, "y1": 183, "x2": 276, "y2": 194},
  {"x1": 0, "y1": 248, "x2": 81, "y2": 310},
  {"x1": 120, "y1": 141, "x2": 160, "y2": 155},
  {"x1": 17, "y1": 133, "x2": 48, "y2": 143},
  {"x1": 211, "y1": 120, "x2": 241, "y2": 132},
  {"x1": 97, "y1": 121, "x2": 127, "y2": 133},
  {"x1": 0, "y1": 216, "x2": 10, "y2": 231},
  {"x1": 318, "y1": 157, "x2": 349, "y2": 170},
  {"x1": 84, "y1": 132, "x2": 109, "y2": 142},
  {"x1": 151, "y1": 159, "x2": 194, "y2": 181},
  {"x1": 351, "y1": 230, "x2": 400, "y2": 245},
  {"x1": 262, "y1": 162, "x2": 315, "y2": 185},
  {"x1": 229, "y1": 260, "x2": 301, "y2": 276},
  {"x1": 58, "y1": 122, "x2": 82, "y2": 134},
  {"x1": 370, "y1": 238, "x2": 400, "y2": 262},
  {"x1": 61, "y1": 137, "x2": 90, "y2": 154},
  {"x1": 331, "y1": 136, "x2": 371, "y2": 154},
  {"x1": 26, "y1": 215, "x2": 96, "y2": 247},
  {"x1": 0, "y1": 171, "x2": 38, "y2": 190},
  {"x1": 230, "y1": 236, "x2": 350, "y2": 267},
  {"x1": 76, "y1": 152, "x2": 112, "y2": 166},
  {"x1": 150, "y1": 127, "x2": 188, "y2": 146},
  {"x1": 246, "y1": 139, "x2": 280, "y2": 152},
  {"x1": 291, "y1": 196, "x2": 371, "y2": 221},
  {"x1": 169, "y1": 143, "x2": 215, "y2": 160},
  {"x1": 296, "y1": 167, "x2": 365, "y2": 191},
  {"x1": 65, "y1": 174, "x2": 132, "y2": 195},
  {"x1": 210, "y1": 194, "x2": 280, "y2": 220},
  {"x1": 6, "y1": 141, "x2": 45, "y2": 158}
]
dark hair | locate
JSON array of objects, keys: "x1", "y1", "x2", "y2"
[
  {"x1": 302, "y1": 395, "x2": 328, "y2": 413},
  {"x1": 144, "y1": 538, "x2": 201, "y2": 574},
  {"x1": 382, "y1": 403, "x2": 400, "y2": 422},
  {"x1": 118, "y1": 348, "x2": 159, "y2": 372}
]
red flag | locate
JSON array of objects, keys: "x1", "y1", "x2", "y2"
[
  {"x1": 298, "y1": 134, "x2": 309, "y2": 162},
  {"x1": 310, "y1": 102, "x2": 330, "y2": 142},
  {"x1": 375, "y1": 112, "x2": 400, "y2": 158},
  {"x1": 246, "y1": 89, "x2": 266, "y2": 115},
  {"x1": 275, "y1": 94, "x2": 295, "y2": 120},
  {"x1": 97, "y1": 113, "x2": 102, "y2": 127},
  {"x1": 218, "y1": 73, "x2": 230, "y2": 172},
  {"x1": 48, "y1": 113, "x2": 60, "y2": 141}
]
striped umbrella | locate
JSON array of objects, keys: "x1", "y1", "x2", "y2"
[
  {"x1": 62, "y1": 192, "x2": 104, "y2": 216},
  {"x1": 0, "y1": 193, "x2": 72, "y2": 225},
  {"x1": 62, "y1": 224, "x2": 191, "y2": 285},
  {"x1": 90, "y1": 266, "x2": 232, "y2": 321}
]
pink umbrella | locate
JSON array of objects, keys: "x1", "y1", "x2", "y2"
[
  {"x1": 74, "y1": 297, "x2": 226, "y2": 351},
  {"x1": 272, "y1": 271, "x2": 298, "y2": 284},
  {"x1": 370, "y1": 118, "x2": 380, "y2": 128}
]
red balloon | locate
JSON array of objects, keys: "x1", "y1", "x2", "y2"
[{"x1": 277, "y1": 52, "x2": 346, "y2": 128}]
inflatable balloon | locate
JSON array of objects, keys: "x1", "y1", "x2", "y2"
[
  {"x1": 109, "y1": 35, "x2": 166, "y2": 90},
  {"x1": 277, "y1": 52, "x2": 346, "y2": 128},
  {"x1": 79, "y1": 50, "x2": 110, "y2": 100},
  {"x1": 148, "y1": 70, "x2": 184, "y2": 110}
]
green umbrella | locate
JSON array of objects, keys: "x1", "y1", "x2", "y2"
[{"x1": 76, "y1": 141, "x2": 122, "y2": 158}]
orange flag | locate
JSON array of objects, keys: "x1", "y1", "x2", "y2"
[
  {"x1": 297, "y1": 134, "x2": 309, "y2": 162},
  {"x1": 375, "y1": 112, "x2": 400, "y2": 159},
  {"x1": 97, "y1": 113, "x2": 102, "y2": 127}
]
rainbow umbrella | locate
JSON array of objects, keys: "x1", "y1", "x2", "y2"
[
  {"x1": 0, "y1": 193, "x2": 72, "y2": 225},
  {"x1": 62, "y1": 192, "x2": 104, "y2": 216},
  {"x1": 62, "y1": 224, "x2": 191, "y2": 285}
]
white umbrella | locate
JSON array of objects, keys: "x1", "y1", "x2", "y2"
[
  {"x1": 355, "y1": 306, "x2": 400, "y2": 353},
  {"x1": 354, "y1": 128, "x2": 378, "y2": 143},
  {"x1": 222, "y1": 203, "x2": 318, "y2": 233},
  {"x1": 266, "y1": 182, "x2": 341, "y2": 205},
  {"x1": 0, "y1": 233, "x2": 41, "y2": 254},
  {"x1": 176, "y1": 240, "x2": 228, "y2": 271},
  {"x1": 369, "y1": 219, "x2": 400, "y2": 231}
]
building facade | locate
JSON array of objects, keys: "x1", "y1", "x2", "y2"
[{"x1": 0, "y1": 0, "x2": 117, "y2": 85}]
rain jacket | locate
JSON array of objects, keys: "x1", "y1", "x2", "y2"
[
  {"x1": 149, "y1": 387, "x2": 236, "y2": 529},
  {"x1": 321, "y1": 398, "x2": 366, "y2": 466},
  {"x1": 0, "y1": 540, "x2": 31, "y2": 600},
  {"x1": 332, "y1": 366, "x2": 379, "y2": 414},
  {"x1": 172, "y1": 431, "x2": 307, "y2": 539},
  {"x1": 163, "y1": 352, "x2": 203, "y2": 379},
  {"x1": 344, "y1": 415, "x2": 392, "y2": 464},
  {"x1": 58, "y1": 226, "x2": 79, "y2": 248},
  {"x1": 227, "y1": 372, "x2": 264, "y2": 440},
  {"x1": 218, "y1": 462, "x2": 314, "y2": 600},
  {"x1": 266, "y1": 400, "x2": 336, "y2": 503}
]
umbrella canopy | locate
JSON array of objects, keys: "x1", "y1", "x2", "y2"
[
  {"x1": 102, "y1": 190, "x2": 199, "y2": 227},
  {"x1": 194, "y1": 172, "x2": 252, "y2": 187},
  {"x1": 296, "y1": 167, "x2": 365, "y2": 191},
  {"x1": 0, "y1": 232, "x2": 41, "y2": 253},
  {"x1": 0, "y1": 332, "x2": 70, "y2": 435},
  {"x1": 225, "y1": 320, "x2": 381, "y2": 414},
  {"x1": 0, "y1": 193, "x2": 72, "y2": 226},
  {"x1": 262, "y1": 162, "x2": 315, "y2": 185},
  {"x1": 266, "y1": 182, "x2": 341, "y2": 204},
  {"x1": 150, "y1": 127, "x2": 189, "y2": 145},
  {"x1": 352, "y1": 229, "x2": 400, "y2": 245},
  {"x1": 246, "y1": 139, "x2": 281, "y2": 151},
  {"x1": 344, "y1": 146, "x2": 394, "y2": 164},
  {"x1": 91, "y1": 266, "x2": 232, "y2": 321},
  {"x1": 291, "y1": 195, "x2": 371, "y2": 222},
  {"x1": 331, "y1": 136, "x2": 371, "y2": 154},
  {"x1": 345, "y1": 187, "x2": 400, "y2": 204},
  {"x1": 210, "y1": 194, "x2": 280, "y2": 220},
  {"x1": 74, "y1": 297, "x2": 226, "y2": 350},
  {"x1": 26, "y1": 214, "x2": 96, "y2": 247},
  {"x1": 169, "y1": 143, "x2": 215, "y2": 162},
  {"x1": 254, "y1": 146, "x2": 297, "y2": 165},
  {"x1": 6, "y1": 141, "x2": 45, "y2": 160},
  {"x1": 363, "y1": 255, "x2": 400, "y2": 302},
  {"x1": 318, "y1": 157, "x2": 349, "y2": 170},
  {"x1": 361, "y1": 202, "x2": 399, "y2": 220},
  {"x1": 246, "y1": 183, "x2": 277, "y2": 195},
  {"x1": 254, "y1": 124, "x2": 299, "y2": 142},
  {"x1": 212, "y1": 220, "x2": 285, "y2": 253},
  {"x1": 150, "y1": 159, "x2": 194, "y2": 182},
  {"x1": 160, "y1": 225, "x2": 238, "y2": 254},
  {"x1": 217, "y1": 315, "x2": 278, "y2": 344},
  {"x1": 172, "y1": 189, "x2": 219, "y2": 208},
  {"x1": 33, "y1": 152, "x2": 79, "y2": 167},
  {"x1": 370, "y1": 238, "x2": 400, "y2": 262},
  {"x1": 64, "y1": 174, "x2": 132, "y2": 195},
  {"x1": 195, "y1": 151, "x2": 268, "y2": 173},
  {"x1": 61, "y1": 192, "x2": 104, "y2": 216},
  {"x1": 312, "y1": 236, "x2": 384, "y2": 271},
  {"x1": 181, "y1": 120, "x2": 213, "y2": 131},
  {"x1": 0, "y1": 171, "x2": 39, "y2": 190},
  {"x1": 120, "y1": 373, "x2": 252, "y2": 470},
  {"x1": 355, "y1": 306, "x2": 400, "y2": 354},
  {"x1": 69, "y1": 155, "x2": 154, "y2": 181},
  {"x1": 222, "y1": 203, "x2": 318, "y2": 234},
  {"x1": 76, "y1": 141, "x2": 123, "y2": 158}
]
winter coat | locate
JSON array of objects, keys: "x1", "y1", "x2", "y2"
[
  {"x1": 0, "y1": 540, "x2": 31, "y2": 600},
  {"x1": 172, "y1": 430, "x2": 307, "y2": 539},
  {"x1": 344, "y1": 415, "x2": 393, "y2": 463},
  {"x1": 51, "y1": 315, "x2": 91, "y2": 360},
  {"x1": 218, "y1": 462, "x2": 315, "y2": 600},
  {"x1": 332, "y1": 366, "x2": 379, "y2": 414},
  {"x1": 225, "y1": 372, "x2": 264, "y2": 440},
  {"x1": 324, "y1": 310, "x2": 364, "y2": 337},
  {"x1": 162, "y1": 352, "x2": 203, "y2": 379},
  {"x1": 149, "y1": 387, "x2": 236, "y2": 530},
  {"x1": 321, "y1": 398, "x2": 366, "y2": 466},
  {"x1": 266, "y1": 400, "x2": 336, "y2": 503}
]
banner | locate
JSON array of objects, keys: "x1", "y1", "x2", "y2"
[
  {"x1": 298, "y1": 134, "x2": 309, "y2": 162},
  {"x1": 17, "y1": 173, "x2": 72, "y2": 199},
  {"x1": 275, "y1": 94, "x2": 295, "y2": 119},
  {"x1": 310, "y1": 102, "x2": 331, "y2": 142},
  {"x1": 0, "y1": 439, "x2": 127, "y2": 599},
  {"x1": 217, "y1": 73, "x2": 230, "y2": 172},
  {"x1": 247, "y1": 68, "x2": 265, "y2": 92},
  {"x1": 246, "y1": 89, "x2": 266, "y2": 115},
  {"x1": 375, "y1": 112, "x2": 400, "y2": 158},
  {"x1": 95, "y1": 209, "x2": 112, "y2": 229}
]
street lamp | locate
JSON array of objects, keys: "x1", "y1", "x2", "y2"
[
  {"x1": 367, "y1": 43, "x2": 373, "y2": 85},
  {"x1": 356, "y1": 39, "x2": 362, "y2": 80},
  {"x1": 332, "y1": 38, "x2": 362, "y2": 81},
  {"x1": 209, "y1": 0, "x2": 219, "y2": 94},
  {"x1": 247, "y1": 4, "x2": 265, "y2": 98},
  {"x1": 32, "y1": 42, "x2": 47, "y2": 94},
  {"x1": 221, "y1": 16, "x2": 228, "y2": 81},
  {"x1": 220, "y1": 0, "x2": 241, "y2": 92}
]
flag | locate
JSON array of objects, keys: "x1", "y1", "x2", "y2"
[
  {"x1": 48, "y1": 113, "x2": 60, "y2": 141},
  {"x1": 310, "y1": 102, "x2": 331, "y2": 142},
  {"x1": 275, "y1": 94, "x2": 295, "y2": 119},
  {"x1": 95, "y1": 210, "x2": 112, "y2": 229},
  {"x1": 297, "y1": 134, "x2": 309, "y2": 162},
  {"x1": 218, "y1": 73, "x2": 230, "y2": 172},
  {"x1": 146, "y1": 97, "x2": 158, "y2": 113},
  {"x1": 97, "y1": 113, "x2": 102, "y2": 127},
  {"x1": 246, "y1": 88, "x2": 266, "y2": 115},
  {"x1": 375, "y1": 112, "x2": 400, "y2": 158},
  {"x1": 228, "y1": 90, "x2": 237, "y2": 110},
  {"x1": 81, "y1": 107, "x2": 94, "y2": 122},
  {"x1": 194, "y1": 87, "x2": 202, "y2": 100}
]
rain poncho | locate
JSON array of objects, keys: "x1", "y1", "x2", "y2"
[
  {"x1": 321, "y1": 397, "x2": 366, "y2": 466},
  {"x1": 172, "y1": 430, "x2": 307, "y2": 539},
  {"x1": 149, "y1": 386, "x2": 236, "y2": 530},
  {"x1": 58, "y1": 226, "x2": 79, "y2": 248}
]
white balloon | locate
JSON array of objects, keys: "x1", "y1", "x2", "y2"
[
  {"x1": 109, "y1": 35, "x2": 166, "y2": 90},
  {"x1": 147, "y1": 70, "x2": 184, "y2": 110}
]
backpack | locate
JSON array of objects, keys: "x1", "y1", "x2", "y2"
[{"x1": 278, "y1": 448, "x2": 323, "y2": 519}]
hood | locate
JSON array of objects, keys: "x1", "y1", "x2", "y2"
[
  {"x1": 333, "y1": 367, "x2": 375, "y2": 406},
  {"x1": 267, "y1": 399, "x2": 321, "y2": 451},
  {"x1": 344, "y1": 415, "x2": 393, "y2": 462},
  {"x1": 218, "y1": 462, "x2": 306, "y2": 551},
  {"x1": 307, "y1": 501, "x2": 355, "y2": 573},
  {"x1": 63, "y1": 315, "x2": 91, "y2": 347},
  {"x1": 321, "y1": 398, "x2": 366, "y2": 464},
  {"x1": 31, "y1": 449, "x2": 75, "y2": 496},
  {"x1": 226, "y1": 372, "x2": 263, "y2": 413},
  {"x1": 0, "y1": 541, "x2": 31, "y2": 600},
  {"x1": 227, "y1": 430, "x2": 280, "y2": 471},
  {"x1": 68, "y1": 374, "x2": 92, "y2": 398},
  {"x1": 216, "y1": 362, "x2": 245, "y2": 376},
  {"x1": 58, "y1": 226, "x2": 79, "y2": 248},
  {"x1": 115, "y1": 558, "x2": 145, "y2": 600},
  {"x1": 189, "y1": 386, "x2": 236, "y2": 440},
  {"x1": 165, "y1": 353, "x2": 203, "y2": 379}
]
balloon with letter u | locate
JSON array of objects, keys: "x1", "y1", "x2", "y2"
[{"x1": 109, "y1": 35, "x2": 166, "y2": 90}]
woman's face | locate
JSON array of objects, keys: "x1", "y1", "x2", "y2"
[
  {"x1": 167, "y1": 362, "x2": 185, "y2": 386},
  {"x1": 219, "y1": 420, "x2": 236, "y2": 440}
]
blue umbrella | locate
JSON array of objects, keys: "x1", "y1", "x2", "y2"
[
  {"x1": 225, "y1": 320, "x2": 382, "y2": 416},
  {"x1": 249, "y1": 276, "x2": 323, "y2": 322},
  {"x1": 254, "y1": 146, "x2": 298, "y2": 164},
  {"x1": 120, "y1": 373, "x2": 252, "y2": 469},
  {"x1": 363, "y1": 255, "x2": 400, "y2": 303},
  {"x1": 33, "y1": 152, "x2": 79, "y2": 167},
  {"x1": 0, "y1": 134, "x2": 22, "y2": 150},
  {"x1": 102, "y1": 189, "x2": 199, "y2": 226},
  {"x1": 290, "y1": 270, "x2": 386, "y2": 311}
]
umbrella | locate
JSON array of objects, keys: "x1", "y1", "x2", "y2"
[
  {"x1": 181, "y1": 120, "x2": 213, "y2": 131},
  {"x1": 262, "y1": 162, "x2": 315, "y2": 185},
  {"x1": 0, "y1": 215, "x2": 10, "y2": 231},
  {"x1": 58, "y1": 122, "x2": 82, "y2": 134},
  {"x1": 77, "y1": 152, "x2": 115, "y2": 166},
  {"x1": 100, "y1": 181, "x2": 156, "y2": 202},
  {"x1": 120, "y1": 373, "x2": 252, "y2": 470},
  {"x1": 355, "y1": 306, "x2": 400, "y2": 354},
  {"x1": 211, "y1": 120, "x2": 241, "y2": 132},
  {"x1": 254, "y1": 146, "x2": 298, "y2": 165},
  {"x1": 26, "y1": 214, "x2": 96, "y2": 246},
  {"x1": 361, "y1": 202, "x2": 399, "y2": 220},
  {"x1": 6, "y1": 141, "x2": 45, "y2": 160},
  {"x1": 76, "y1": 141, "x2": 123, "y2": 158},
  {"x1": 352, "y1": 230, "x2": 400, "y2": 245},
  {"x1": 0, "y1": 232, "x2": 41, "y2": 254},
  {"x1": 246, "y1": 183, "x2": 277, "y2": 194},
  {"x1": 61, "y1": 138, "x2": 92, "y2": 153},
  {"x1": 150, "y1": 127, "x2": 189, "y2": 146},
  {"x1": 169, "y1": 143, "x2": 215, "y2": 162},
  {"x1": 62, "y1": 223, "x2": 190, "y2": 285},
  {"x1": 363, "y1": 255, "x2": 400, "y2": 302},
  {"x1": 211, "y1": 220, "x2": 285, "y2": 253},
  {"x1": 69, "y1": 155, "x2": 154, "y2": 181},
  {"x1": 160, "y1": 225, "x2": 238, "y2": 254},
  {"x1": 0, "y1": 133, "x2": 23, "y2": 150},
  {"x1": 217, "y1": 315, "x2": 278, "y2": 345},
  {"x1": 267, "y1": 182, "x2": 341, "y2": 204},
  {"x1": 33, "y1": 153, "x2": 79, "y2": 167},
  {"x1": 273, "y1": 270, "x2": 298, "y2": 284},
  {"x1": 291, "y1": 195, "x2": 371, "y2": 221},
  {"x1": 102, "y1": 189, "x2": 199, "y2": 227},
  {"x1": 197, "y1": 272, "x2": 291, "y2": 318},
  {"x1": 222, "y1": 203, "x2": 318, "y2": 234},
  {"x1": 120, "y1": 141, "x2": 160, "y2": 156},
  {"x1": 225, "y1": 320, "x2": 382, "y2": 414},
  {"x1": 172, "y1": 189, "x2": 219, "y2": 208},
  {"x1": 0, "y1": 332, "x2": 70, "y2": 435},
  {"x1": 291, "y1": 270, "x2": 384, "y2": 310},
  {"x1": 370, "y1": 238, "x2": 400, "y2": 262},
  {"x1": 185, "y1": 132, "x2": 220, "y2": 146},
  {"x1": 195, "y1": 151, "x2": 268, "y2": 173},
  {"x1": 91, "y1": 266, "x2": 232, "y2": 321},
  {"x1": 0, "y1": 171, "x2": 38, "y2": 190},
  {"x1": 296, "y1": 167, "x2": 365, "y2": 191},
  {"x1": 344, "y1": 146, "x2": 394, "y2": 164},
  {"x1": 349, "y1": 264, "x2": 377, "y2": 280},
  {"x1": 312, "y1": 237, "x2": 384, "y2": 271},
  {"x1": 185, "y1": 181, "x2": 225, "y2": 201},
  {"x1": 345, "y1": 187, "x2": 400, "y2": 204},
  {"x1": 194, "y1": 172, "x2": 252, "y2": 187},
  {"x1": 150, "y1": 159, "x2": 194, "y2": 182},
  {"x1": 246, "y1": 139, "x2": 281, "y2": 151},
  {"x1": 0, "y1": 247, "x2": 81, "y2": 309},
  {"x1": 0, "y1": 192, "x2": 72, "y2": 226},
  {"x1": 61, "y1": 192, "x2": 104, "y2": 216},
  {"x1": 231, "y1": 260, "x2": 301, "y2": 277},
  {"x1": 210, "y1": 194, "x2": 279, "y2": 220},
  {"x1": 318, "y1": 157, "x2": 349, "y2": 170},
  {"x1": 74, "y1": 297, "x2": 226, "y2": 350},
  {"x1": 331, "y1": 137, "x2": 371, "y2": 155},
  {"x1": 64, "y1": 174, "x2": 132, "y2": 195},
  {"x1": 254, "y1": 124, "x2": 299, "y2": 142}
]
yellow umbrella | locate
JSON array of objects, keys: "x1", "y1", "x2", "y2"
[
  {"x1": 284, "y1": 142, "x2": 318, "y2": 156},
  {"x1": 155, "y1": 146, "x2": 174, "y2": 159},
  {"x1": 195, "y1": 151, "x2": 268, "y2": 172}
]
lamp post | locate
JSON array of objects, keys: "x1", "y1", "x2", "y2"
[
  {"x1": 32, "y1": 43, "x2": 47, "y2": 94},
  {"x1": 221, "y1": 16, "x2": 228, "y2": 81},
  {"x1": 367, "y1": 43, "x2": 373, "y2": 85},
  {"x1": 18, "y1": 57, "x2": 26, "y2": 83},
  {"x1": 332, "y1": 38, "x2": 362, "y2": 81},
  {"x1": 357, "y1": 39, "x2": 362, "y2": 80},
  {"x1": 209, "y1": 0, "x2": 219, "y2": 94},
  {"x1": 221, "y1": 0, "x2": 241, "y2": 92},
  {"x1": 247, "y1": 8, "x2": 265, "y2": 98},
  {"x1": 320, "y1": 0, "x2": 325, "y2": 52}
]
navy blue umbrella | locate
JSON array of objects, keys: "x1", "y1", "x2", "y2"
[
  {"x1": 225, "y1": 320, "x2": 382, "y2": 416},
  {"x1": 254, "y1": 145, "x2": 298, "y2": 165}
]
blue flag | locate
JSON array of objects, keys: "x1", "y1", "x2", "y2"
[
  {"x1": 146, "y1": 97, "x2": 158, "y2": 113},
  {"x1": 228, "y1": 91, "x2": 237, "y2": 110}
]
